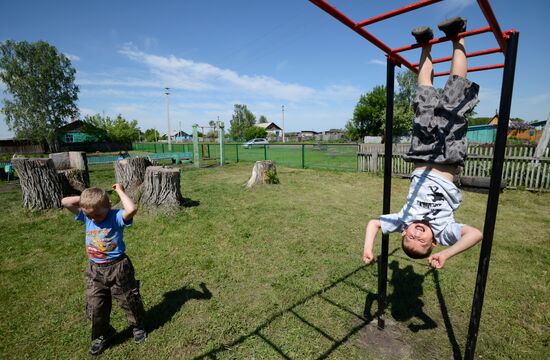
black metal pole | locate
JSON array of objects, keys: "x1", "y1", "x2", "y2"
[
  {"x1": 464, "y1": 31, "x2": 519, "y2": 360},
  {"x1": 377, "y1": 58, "x2": 395, "y2": 329}
]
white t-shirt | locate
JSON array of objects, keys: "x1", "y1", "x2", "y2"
[{"x1": 379, "y1": 169, "x2": 463, "y2": 246}]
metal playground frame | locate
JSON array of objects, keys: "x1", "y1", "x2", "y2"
[{"x1": 309, "y1": 1, "x2": 519, "y2": 359}]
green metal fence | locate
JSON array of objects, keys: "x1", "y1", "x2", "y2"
[{"x1": 133, "y1": 142, "x2": 360, "y2": 172}]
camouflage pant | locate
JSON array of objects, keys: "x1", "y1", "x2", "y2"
[
  {"x1": 403, "y1": 75, "x2": 480, "y2": 166},
  {"x1": 85, "y1": 255, "x2": 145, "y2": 339}
]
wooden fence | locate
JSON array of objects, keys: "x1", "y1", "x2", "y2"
[{"x1": 358, "y1": 144, "x2": 550, "y2": 191}]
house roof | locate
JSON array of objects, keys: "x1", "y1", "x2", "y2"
[
  {"x1": 256, "y1": 122, "x2": 282, "y2": 130},
  {"x1": 300, "y1": 130, "x2": 320, "y2": 134},
  {"x1": 56, "y1": 120, "x2": 104, "y2": 134},
  {"x1": 531, "y1": 120, "x2": 547, "y2": 127},
  {"x1": 170, "y1": 130, "x2": 191, "y2": 137}
]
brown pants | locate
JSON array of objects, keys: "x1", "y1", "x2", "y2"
[{"x1": 85, "y1": 255, "x2": 145, "y2": 339}]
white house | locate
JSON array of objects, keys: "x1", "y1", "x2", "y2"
[{"x1": 256, "y1": 122, "x2": 283, "y2": 139}]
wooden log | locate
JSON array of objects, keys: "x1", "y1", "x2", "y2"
[
  {"x1": 11, "y1": 158, "x2": 63, "y2": 210},
  {"x1": 113, "y1": 156, "x2": 152, "y2": 201},
  {"x1": 246, "y1": 160, "x2": 279, "y2": 188},
  {"x1": 140, "y1": 166, "x2": 183, "y2": 210}
]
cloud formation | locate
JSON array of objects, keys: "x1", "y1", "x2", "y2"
[
  {"x1": 118, "y1": 44, "x2": 358, "y2": 102},
  {"x1": 65, "y1": 53, "x2": 81, "y2": 61}
]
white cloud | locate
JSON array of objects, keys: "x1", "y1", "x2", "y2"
[
  {"x1": 369, "y1": 59, "x2": 386, "y2": 66},
  {"x1": 65, "y1": 53, "x2": 80, "y2": 61},
  {"x1": 438, "y1": 0, "x2": 475, "y2": 17},
  {"x1": 119, "y1": 43, "x2": 316, "y2": 101}
]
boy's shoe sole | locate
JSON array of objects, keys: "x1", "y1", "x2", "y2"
[
  {"x1": 90, "y1": 336, "x2": 108, "y2": 356},
  {"x1": 438, "y1": 16, "x2": 467, "y2": 37},
  {"x1": 89, "y1": 326, "x2": 116, "y2": 356},
  {"x1": 411, "y1": 26, "x2": 434, "y2": 44},
  {"x1": 133, "y1": 327, "x2": 148, "y2": 344}
]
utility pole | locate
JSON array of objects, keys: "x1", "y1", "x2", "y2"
[
  {"x1": 282, "y1": 105, "x2": 285, "y2": 143},
  {"x1": 165, "y1": 87, "x2": 172, "y2": 152}
]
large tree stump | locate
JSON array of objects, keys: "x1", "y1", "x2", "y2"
[
  {"x1": 58, "y1": 168, "x2": 88, "y2": 196},
  {"x1": 114, "y1": 157, "x2": 152, "y2": 201},
  {"x1": 140, "y1": 166, "x2": 183, "y2": 210},
  {"x1": 49, "y1": 151, "x2": 90, "y2": 195},
  {"x1": 11, "y1": 158, "x2": 63, "y2": 210},
  {"x1": 246, "y1": 160, "x2": 279, "y2": 188}
]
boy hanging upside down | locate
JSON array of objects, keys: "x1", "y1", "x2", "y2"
[{"x1": 362, "y1": 17, "x2": 483, "y2": 269}]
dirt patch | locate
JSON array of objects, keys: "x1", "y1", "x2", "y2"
[{"x1": 356, "y1": 318, "x2": 412, "y2": 360}]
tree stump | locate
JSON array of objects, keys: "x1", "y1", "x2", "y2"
[
  {"x1": 11, "y1": 158, "x2": 63, "y2": 210},
  {"x1": 114, "y1": 156, "x2": 152, "y2": 201},
  {"x1": 246, "y1": 160, "x2": 279, "y2": 188},
  {"x1": 49, "y1": 151, "x2": 90, "y2": 195},
  {"x1": 58, "y1": 168, "x2": 88, "y2": 196},
  {"x1": 140, "y1": 166, "x2": 183, "y2": 210}
]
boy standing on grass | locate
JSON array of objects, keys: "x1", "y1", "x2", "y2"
[
  {"x1": 62, "y1": 184, "x2": 147, "y2": 356},
  {"x1": 363, "y1": 17, "x2": 483, "y2": 269}
]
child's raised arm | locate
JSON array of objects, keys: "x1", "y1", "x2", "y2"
[
  {"x1": 428, "y1": 225, "x2": 482, "y2": 269},
  {"x1": 112, "y1": 183, "x2": 138, "y2": 221},
  {"x1": 61, "y1": 196, "x2": 81, "y2": 215},
  {"x1": 363, "y1": 219, "x2": 382, "y2": 265}
]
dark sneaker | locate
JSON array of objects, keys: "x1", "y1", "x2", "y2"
[
  {"x1": 133, "y1": 327, "x2": 147, "y2": 344},
  {"x1": 438, "y1": 16, "x2": 467, "y2": 37},
  {"x1": 411, "y1": 26, "x2": 434, "y2": 44},
  {"x1": 89, "y1": 336, "x2": 109, "y2": 356}
]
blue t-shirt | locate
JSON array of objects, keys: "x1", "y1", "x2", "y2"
[{"x1": 76, "y1": 209, "x2": 132, "y2": 263}]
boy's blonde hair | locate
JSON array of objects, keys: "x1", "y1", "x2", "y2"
[{"x1": 79, "y1": 187, "x2": 110, "y2": 209}]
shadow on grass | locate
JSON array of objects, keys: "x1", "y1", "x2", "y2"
[
  {"x1": 363, "y1": 261, "x2": 436, "y2": 332},
  {"x1": 192, "y1": 247, "x2": 460, "y2": 359},
  {"x1": 363, "y1": 261, "x2": 461, "y2": 360},
  {"x1": 181, "y1": 197, "x2": 200, "y2": 208},
  {"x1": 110, "y1": 282, "x2": 212, "y2": 346},
  {"x1": 193, "y1": 250, "x2": 402, "y2": 360}
]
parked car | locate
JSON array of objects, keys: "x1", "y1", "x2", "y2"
[{"x1": 243, "y1": 138, "x2": 269, "y2": 148}]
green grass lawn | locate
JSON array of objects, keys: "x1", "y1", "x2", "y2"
[{"x1": 0, "y1": 163, "x2": 548, "y2": 359}]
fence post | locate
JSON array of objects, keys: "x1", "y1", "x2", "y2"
[
  {"x1": 192, "y1": 124, "x2": 200, "y2": 168},
  {"x1": 264, "y1": 144, "x2": 267, "y2": 160},
  {"x1": 218, "y1": 122, "x2": 225, "y2": 166},
  {"x1": 302, "y1": 144, "x2": 305, "y2": 169},
  {"x1": 236, "y1": 144, "x2": 239, "y2": 162},
  {"x1": 355, "y1": 143, "x2": 361, "y2": 172}
]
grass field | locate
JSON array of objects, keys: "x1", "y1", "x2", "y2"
[{"x1": 0, "y1": 162, "x2": 548, "y2": 359}]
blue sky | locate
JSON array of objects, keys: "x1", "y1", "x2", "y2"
[{"x1": 1, "y1": 0, "x2": 548, "y2": 139}]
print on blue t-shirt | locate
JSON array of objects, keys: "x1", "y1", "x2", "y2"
[{"x1": 76, "y1": 209, "x2": 132, "y2": 263}]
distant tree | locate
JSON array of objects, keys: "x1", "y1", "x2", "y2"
[
  {"x1": 258, "y1": 115, "x2": 268, "y2": 124},
  {"x1": 107, "y1": 115, "x2": 140, "y2": 142},
  {"x1": 83, "y1": 113, "x2": 140, "y2": 142},
  {"x1": 244, "y1": 126, "x2": 268, "y2": 140},
  {"x1": 395, "y1": 70, "x2": 417, "y2": 106},
  {"x1": 144, "y1": 128, "x2": 160, "y2": 142},
  {"x1": 384, "y1": 70, "x2": 417, "y2": 136},
  {"x1": 229, "y1": 104, "x2": 256, "y2": 140},
  {"x1": 346, "y1": 85, "x2": 386, "y2": 140},
  {"x1": 0, "y1": 40, "x2": 79, "y2": 150}
]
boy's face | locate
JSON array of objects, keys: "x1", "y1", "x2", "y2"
[
  {"x1": 82, "y1": 206, "x2": 109, "y2": 223},
  {"x1": 401, "y1": 222, "x2": 436, "y2": 254}
]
